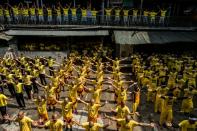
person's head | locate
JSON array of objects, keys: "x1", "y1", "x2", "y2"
[
  {"x1": 90, "y1": 99, "x2": 95, "y2": 106},
  {"x1": 89, "y1": 121, "x2": 94, "y2": 128},
  {"x1": 18, "y1": 111, "x2": 25, "y2": 120},
  {"x1": 63, "y1": 97, "x2": 69, "y2": 104},
  {"x1": 37, "y1": 96, "x2": 42, "y2": 102},
  {"x1": 120, "y1": 101, "x2": 125, "y2": 107},
  {"x1": 125, "y1": 115, "x2": 131, "y2": 122},
  {"x1": 51, "y1": 113, "x2": 58, "y2": 122}
]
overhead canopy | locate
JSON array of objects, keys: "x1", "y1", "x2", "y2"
[
  {"x1": 0, "y1": 33, "x2": 13, "y2": 41},
  {"x1": 114, "y1": 31, "x2": 197, "y2": 45},
  {"x1": 5, "y1": 30, "x2": 109, "y2": 36}
]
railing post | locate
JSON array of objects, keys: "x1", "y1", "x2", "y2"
[{"x1": 101, "y1": 0, "x2": 105, "y2": 24}]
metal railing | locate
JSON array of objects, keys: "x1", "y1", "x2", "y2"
[{"x1": 0, "y1": 14, "x2": 196, "y2": 27}]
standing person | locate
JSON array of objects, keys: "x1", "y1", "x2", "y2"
[
  {"x1": 32, "y1": 96, "x2": 48, "y2": 125},
  {"x1": 76, "y1": 120, "x2": 110, "y2": 131},
  {"x1": 23, "y1": 71, "x2": 33, "y2": 100},
  {"x1": 45, "y1": 6, "x2": 52, "y2": 24},
  {"x1": 176, "y1": 117, "x2": 197, "y2": 131},
  {"x1": 22, "y1": 6, "x2": 30, "y2": 24},
  {"x1": 6, "y1": 3, "x2": 21, "y2": 24},
  {"x1": 0, "y1": 89, "x2": 11, "y2": 122},
  {"x1": 123, "y1": 8, "x2": 130, "y2": 26},
  {"x1": 63, "y1": 4, "x2": 69, "y2": 24},
  {"x1": 30, "y1": 4, "x2": 36, "y2": 24},
  {"x1": 91, "y1": 8, "x2": 97, "y2": 25},
  {"x1": 8, "y1": 111, "x2": 37, "y2": 131},
  {"x1": 71, "y1": 6, "x2": 77, "y2": 24},
  {"x1": 6, "y1": 71, "x2": 16, "y2": 97},
  {"x1": 14, "y1": 79, "x2": 26, "y2": 109},
  {"x1": 56, "y1": 97, "x2": 76, "y2": 130},
  {"x1": 56, "y1": 5, "x2": 62, "y2": 24},
  {"x1": 143, "y1": 9, "x2": 149, "y2": 25},
  {"x1": 38, "y1": 7, "x2": 44, "y2": 24},
  {"x1": 38, "y1": 113, "x2": 65, "y2": 131},
  {"x1": 105, "y1": 7, "x2": 112, "y2": 25},
  {"x1": 0, "y1": 6, "x2": 4, "y2": 23},
  {"x1": 114, "y1": 7, "x2": 121, "y2": 25},
  {"x1": 149, "y1": 10, "x2": 158, "y2": 26},
  {"x1": 132, "y1": 8, "x2": 138, "y2": 25},
  {"x1": 81, "y1": 7, "x2": 87, "y2": 24},
  {"x1": 105, "y1": 115, "x2": 154, "y2": 131}
]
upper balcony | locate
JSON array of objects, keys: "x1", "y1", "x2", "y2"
[{"x1": 1, "y1": 14, "x2": 197, "y2": 31}]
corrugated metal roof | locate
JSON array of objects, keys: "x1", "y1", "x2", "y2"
[
  {"x1": 114, "y1": 31, "x2": 197, "y2": 44},
  {"x1": 5, "y1": 30, "x2": 109, "y2": 36},
  {"x1": 0, "y1": 33, "x2": 13, "y2": 41}
]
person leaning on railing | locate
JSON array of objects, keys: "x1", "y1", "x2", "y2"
[
  {"x1": 157, "y1": 6, "x2": 170, "y2": 26},
  {"x1": 22, "y1": 6, "x2": 30, "y2": 24},
  {"x1": 56, "y1": 5, "x2": 62, "y2": 25},
  {"x1": 6, "y1": 3, "x2": 22, "y2": 24},
  {"x1": 132, "y1": 8, "x2": 138, "y2": 24},
  {"x1": 149, "y1": 10, "x2": 158, "y2": 26},
  {"x1": 123, "y1": 8, "x2": 131, "y2": 26},
  {"x1": 91, "y1": 8, "x2": 98, "y2": 25},
  {"x1": 38, "y1": 6, "x2": 44, "y2": 24},
  {"x1": 143, "y1": 9, "x2": 149, "y2": 25},
  {"x1": 30, "y1": 4, "x2": 36, "y2": 24},
  {"x1": 43, "y1": 5, "x2": 52, "y2": 24},
  {"x1": 62, "y1": 4, "x2": 70, "y2": 24},
  {"x1": 105, "y1": 7, "x2": 112, "y2": 25},
  {"x1": 115, "y1": 7, "x2": 121, "y2": 24},
  {"x1": 71, "y1": 6, "x2": 77, "y2": 24},
  {"x1": 81, "y1": 7, "x2": 87, "y2": 24}
]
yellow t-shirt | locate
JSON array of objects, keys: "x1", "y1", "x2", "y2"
[
  {"x1": 123, "y1": 10, "x2": 129, "y2": 16},
  {"x1": 115, "y1": 105, "x2": 130, "y2": 118},
  {"x1": 34, "y1": 100, "x2": 47, "y2": 114},
  {"x1": 115, "y1": 9, "x2": 121, "y2": 16},
  {"x1": 88, "y1": 104, "x2": 100, "y2": 118},
  {"x1": 15, "y1": 83, "x2": 23, "y2": 93},
  {"x1": 61, "y1": 101, "x2": 73, "y2": 118},
  {"x1": 0, "y1": 9, "x2": 3, "y2": 16},
  {"x1": 133, "y1": 10, "x2": 138, "y2": 16},
  {"x1": 82, "y1": 9, "x2": 87, "y2": 17},
  {"x1": 150, "y1": 12, "x2": 157, "y2": 18},
  {"x1": 45, "y1": 119, "x2": 64, "y2": 131},
  {"x1": 0, "y1": 94, "x2": 8, "y2": 107},
  {"x1": 38, "y1": 8, "x2": 43, "y2": 16},
  {"x1": 82, "y1": 122, "x2": 103, "y2": 131},
  {"x1": 13, "y1": 7, "x2": 19, "y2": 15},
  {"x1": 56, "y1": 8, "x2": 61, "y2": 16},
  {"x1": 91, "y1": 10, "x2": 98, "y2": 16},
  {"x1": 30, "y1": 8, "x2": 35, "y2": 15},
  {"x1": 25, "y1": 75, "x2": 32, "y2": 85},
  {"x1": 105, "y1": 9, "x2": 112, "y2": 16},
  {"x1": 92, "y1": 89, "x2": 102, "y2": 104},
  {"x1": 161, "y1": 10, "x2": 167, "y2": 17},
  {"x1": 5, "y1": 9, "x2": 10, "y2": 17},
  {"x1": 143, "y1": 11, "x2": 149, "y2": 16},
  {"x1": 63, "y1": 8, "x2": 69, "y2": 15},
  {"x1": 23, "y1": 9, "x2": 29, "y2": 16},
  {"x1": 71, "y1": 8, "x2": 76, "y2": 16},
  {"x1": 179, "y1": 120, "x2": 197, "y2": 131},
  {"x1": 47, "y1": 8, "x2": 52, "y2": 16},
  {"x1": 16, "y1": 116, "x2": 33, "y2": 131},
  {"x1": 117, "y1": 119, "x2": 139, "y2": 131}
]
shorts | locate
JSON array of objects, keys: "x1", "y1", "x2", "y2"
[{"x1": 88, "y1": 116, "x2": 97, "y2": 123}]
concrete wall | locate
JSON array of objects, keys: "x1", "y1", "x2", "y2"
[{"x1": 119, "y1": 44, "x2": 134, "y2": 57}]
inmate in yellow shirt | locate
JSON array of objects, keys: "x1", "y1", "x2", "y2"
[
  {"x1": 117, "y1": 119, "x2": 139, "y2": 131},
  {"x1": 0, "y1": 94, "x2": 8, "y2": 107},
  {"x1": 82, "y1": 122, "x2": 103, "y2": 131},
  {"x1": 16, "y1": 116, "x2": 33, "y2": 131},
  {"x1": 45, "y1": 119, "x2": 64, "y2": 131},
  {"x1": 179, "y1": 120, "x2": 197, "y2": 131}
]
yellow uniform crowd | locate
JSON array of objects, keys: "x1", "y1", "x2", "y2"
[{"x1": 0, "y1": 46, "x2": 196, "y2": 131}]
